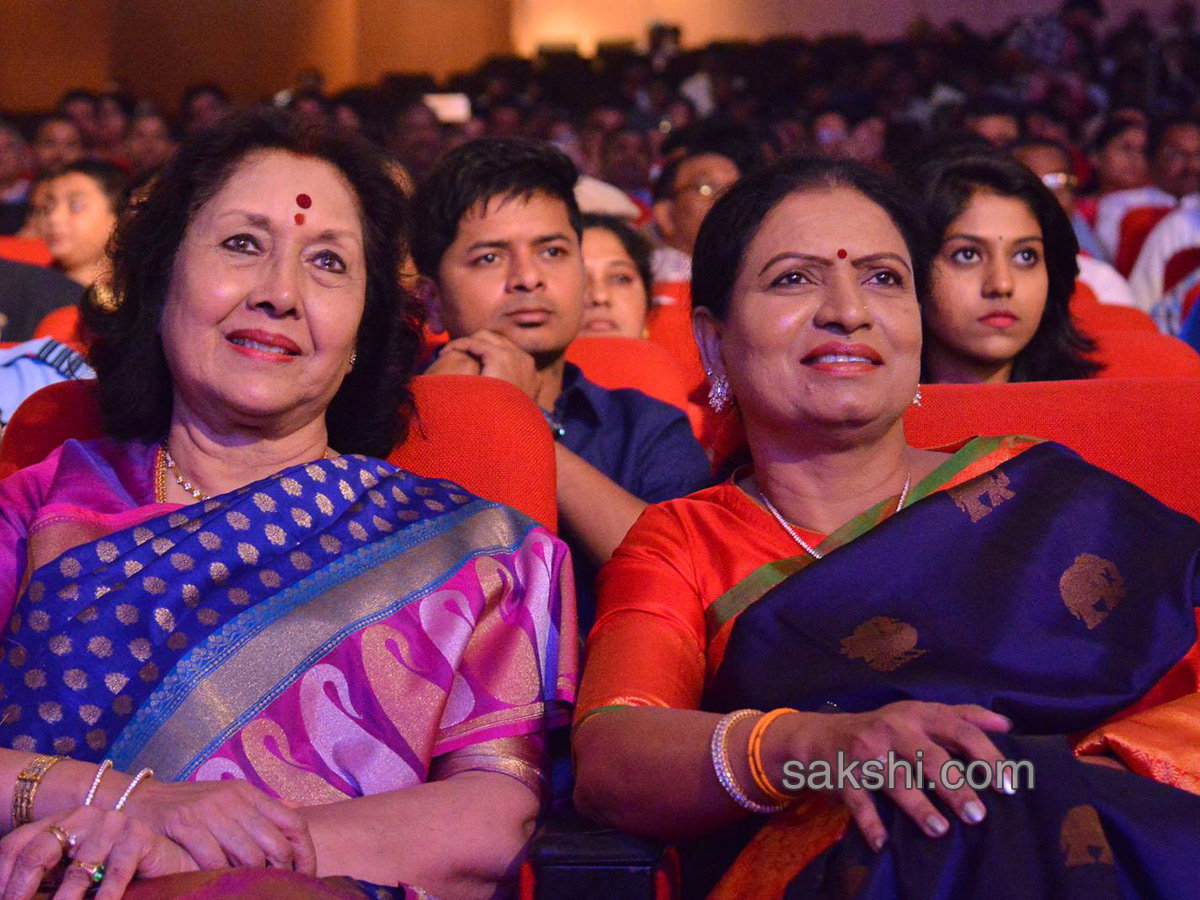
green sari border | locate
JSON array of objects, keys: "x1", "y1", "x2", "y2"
[{"x1": 703, "y1": 435, "x2": 1042, "y2": 644}]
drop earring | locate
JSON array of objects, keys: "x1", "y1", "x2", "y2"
[
  {"x1": 350, "y1": 352, "x2": 358, "y2": 367},
  {"x1": 707, "y1": 372, "x2": 730, "y2": 413},
  {"x1": 912, "y1": 386, "x2": 922, "y2": 407}
]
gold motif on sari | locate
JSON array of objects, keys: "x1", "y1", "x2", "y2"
[
  {"x1": 1060, "y1": 804, "x2": 1114, "y2": 867},
  {"x1": 947, "y1": 470, "x2": 1015, "y2": 522},
  {"x1": 839, "y1": 617, "x2": 928, "y2": 672},
  {"x1": 1060, "y1": 554, "x2": 1126, "y2": 630}
]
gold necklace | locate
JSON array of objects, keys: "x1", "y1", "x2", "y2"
[
  {"x1": 155, "y1": 442, "x2": 330, "y2": 503},
  {"x1": 757, "y1": 472, "x2": 912, "y2": 561}
]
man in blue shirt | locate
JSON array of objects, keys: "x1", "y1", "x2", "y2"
[{"x1": 413, "y1": 138, "x2": 711, "y2": 628}]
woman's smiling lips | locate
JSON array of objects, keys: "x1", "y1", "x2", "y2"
[
  {"x1": 979, "y1": 310, "x2": 1019, "y2": 328},
  {"x1": 225, "y1": 328, "x2": 302, "y2": 361},
  {"x1": 801, "y1": 342, "x2": 883, "y2": 375}
]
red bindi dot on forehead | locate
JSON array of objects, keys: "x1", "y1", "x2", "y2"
[
  {"x1": 296, "y1": 193, "x2": 312, "y2": 209},
  {"x1": 837, "y1": 248, "x2": 848, "y2": 259},
  {"x1": 294, "y1": 213, "x2": 306, "y2": 226}
]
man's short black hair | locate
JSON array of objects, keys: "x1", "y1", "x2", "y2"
[{"x1": 411, "y1": 138, "x2": 582, "y2": 277}]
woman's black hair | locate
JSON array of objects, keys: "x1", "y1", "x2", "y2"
[
  {"x1": 55, "y1": 159, "x2": 131, "y2": 215},
  {"x1": 910, "y1": 148, "x2": 1100, "y2": 382},
  {"x1": 81, "y1": 108, "x2": 421, "y2": 457},
  {"x1": 580, "y1": 213, "x2": 653, "y2": 306},
  {"x1": 691, "y1": 156, "x2": 929, "y2": 320}
]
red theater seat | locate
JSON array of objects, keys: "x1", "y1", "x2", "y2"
[
  {"x1": 905, "y1": 378, "x2": 1200, "y2": 520},
  {"x1": 565, "y1": 335, "x2": 692, "y2": 414},
  {"x1": 1071, "y1": 282, "x2": 1158, "y2": 334},
  {"x1": 1089, "y1": 330, "x2": 1200, "y2": 378},
  {"x1": 0, "y1": 375, "x2": 558, "y2": 531},
  {"x1": 1076, "y1": 303, "x2": 1158, "y2": 334},
  {"x1": 33, "y1": 305, "x2": 84, "y2": 350},
  {"x1": 0, "y1": 237, "x2": 53, "y2": 267},
  {"x1": 647, "y1": 285, "x2": 705, "y2": 395}
]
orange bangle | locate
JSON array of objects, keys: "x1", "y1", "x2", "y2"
[{"x1": 747, "y1": 707, "x2": 799, "y2": 805}]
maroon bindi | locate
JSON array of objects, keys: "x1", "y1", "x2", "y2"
[
  {"x1": 837, "y1": 248, "x2": 848, "y2": 259},
  {"x1": 296, "y1": 193, "x2": 312, "y2": 209},
  {"x1": 294, "y1": 213, "x2": 306, "y2": 226}
]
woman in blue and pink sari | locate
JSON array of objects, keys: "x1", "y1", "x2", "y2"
[
  {"x1": 573, "y1": 157, "x2": 1200, "y2": 899},
  {"x1": 0, "y1": 111, "x2": 576, "y2": 900}
]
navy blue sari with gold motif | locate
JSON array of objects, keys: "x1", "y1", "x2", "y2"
[{"x1": 700, "y1": 441, "x2": 1200, "y2": 900}]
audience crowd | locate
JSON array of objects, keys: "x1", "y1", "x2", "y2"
[{"x1": 1, "y1": 2, "x2": 1200, "y2": 898}]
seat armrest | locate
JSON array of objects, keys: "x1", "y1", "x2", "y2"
[{"x1": 525, "y1": 806, "x2": 677, "y2": 900}]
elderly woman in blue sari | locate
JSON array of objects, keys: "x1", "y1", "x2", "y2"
[
  {"x1": 572, "y1": 157, "x2": 1200, "y2": 900},
  {"x1": 0, "y1": 111, "x2": 576, "y2": 900}
]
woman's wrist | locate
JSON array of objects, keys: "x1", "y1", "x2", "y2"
[
  {"x1": 27, "y1": 758, "x2": 138, "y2": 823},
  {"x1": 762, "y1": 710, "x2": 819, "y2": 791}
]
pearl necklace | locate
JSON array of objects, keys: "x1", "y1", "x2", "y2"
[
  {"x1": 757, "y1": 472, "x2": 912, "y2": 561},
  {"x1": 155, "y1": 442, "x2": 330, "y2": 503}
]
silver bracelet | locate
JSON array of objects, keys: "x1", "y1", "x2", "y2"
[
  {"x1": 710, "y1": 709, "x2": 787, "y2": 814},
  {"x1": 83, "y1": 759, "x2": 113, "y2": 806},
  {"x1": 114, "y1": 768, "x2": 154, "y2": 811}
]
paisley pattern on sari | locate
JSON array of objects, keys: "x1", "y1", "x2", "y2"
[{"x1": 0, "y1": 440, "x2": 577, "y2": 807}]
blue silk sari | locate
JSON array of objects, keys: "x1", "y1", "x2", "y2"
[{"x1": 700, "y1": 441, "x2": 1200, "y2": 899}]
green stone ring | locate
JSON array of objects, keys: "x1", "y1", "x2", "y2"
[{"x1": 69, "y1": 859, "x2": 105, "y2": 885}]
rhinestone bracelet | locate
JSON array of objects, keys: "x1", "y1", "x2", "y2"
[{"x1": 710, "y1": 709, "x2": 788, "y2": 814}]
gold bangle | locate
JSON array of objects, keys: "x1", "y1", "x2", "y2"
[
  {"x1": 12, "y1": 755, "x2": 65, "y2": 828},
  {"x1": 747, "y1": 708, "x2": 799, "y2": 805}
]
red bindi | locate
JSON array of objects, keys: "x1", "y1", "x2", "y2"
[
  {"x1": 837, "y1": 248, "x2": 848, "y2": 259},
  {"x1": 296, "y1": 193, "x2": 312, "y2": 209},
  {"x1": 294, "y1": 213, "x2": 306, "y2": 226}
]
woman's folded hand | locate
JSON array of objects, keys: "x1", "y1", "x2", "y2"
[
  {"x1": 784, "y1": 701, "x2": 1013, "y2": 852},
  {"x1": 122, "y1": 779, "x2": 316, "y2": 874},
  {"x1": 0, "y1": 806, "x2": 197, "y2": 900}
]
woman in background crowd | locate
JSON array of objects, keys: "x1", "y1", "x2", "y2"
[
  {"x1": 914, "y1": 150, "x2": 1100, "y2": 384},
  {"x1": 580, "y1": 213, "x2": 654, "y2": 338},
  {"x1": 40, "y1": 160, "x2": 130, "y2": 288}
]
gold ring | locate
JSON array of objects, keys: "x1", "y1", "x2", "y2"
[
  {"x1": 46, "y1": 825, "x2": 76, "y2": 855},
  {"x1": 68, "y1": 859, "x2": 106, "y2": 886}
]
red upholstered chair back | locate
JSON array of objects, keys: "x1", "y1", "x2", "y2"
[
  {"x1": 1075, "y1": 302, "x2": 1158, "y2": 334},
  {"x1": 1115, "y1": 205, "x2": 1173, "y2": 276},
  {"x1": 33, "y1": 304, "x2": 84, "y2": 350},
  {"x1": 1070, "y1": 281, "x2": 1157, "y2": 333},
  {"x1": 1089, "y1": 330, "x2": 1200, "y2": 378},
  {"x1": 0, "y1": 375, "x2": 558, "y2": 531},
  {"x1": 646, "y1": 285, "x2": 706, "y2": 396},
  {"x1": 388, "y1": 375, "x2": 557, "y2": 530},
  {"x1": 1070, "y1": 281, "x2": 1099, "y2": 309},
  {"x1": 565, "y1": 335, "x2": 692, "y2": 414},
  {"x1": 0, "y1": 237, "x2": 53, "y2": 267},
  {"x1": 904, "y1": 378, "x2": 1200, "y2": 520}
]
